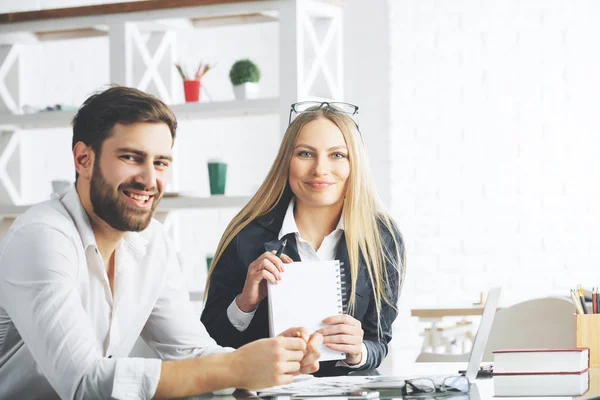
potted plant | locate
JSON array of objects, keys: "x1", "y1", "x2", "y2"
[{"x1": 229, "y1": 59, "x2": 260, "y2": 100}]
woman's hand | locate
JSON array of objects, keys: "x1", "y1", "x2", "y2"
[
  {"x1": 279, "y1": 327, "x2": 322, "y2": 374},
  {"x1": 317, "y1": 314, "x2": 364, "y2": 365},
  {"x1": 236, "y1": 251, "x2": 293, "y2": 312}
]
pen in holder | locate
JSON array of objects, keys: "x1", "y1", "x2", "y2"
[{"x1": 576, "y1": 314, "x2": 600, "y2": 367}]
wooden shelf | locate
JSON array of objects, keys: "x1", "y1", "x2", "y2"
[
  {"x1": 0, "y1": 195, "x2": 250, "y2": 218},
  {"x1": 411, "y1": 306, "x2": 503, "y2": 319},
  {"x1": 0, "y1": 0, "x2": 284, "y2": 43},
  {"x1": 0, "y1": 1, "x2": 271, "y2": 25},
  {"x1": 173, "y1": 97, "x2": 279, "y2": 120},
  {"x1": 0, "y1": 97, "x2": 280, "y2": 130}
]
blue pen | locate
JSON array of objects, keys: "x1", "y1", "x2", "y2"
[{"x1": 579, "y1": 287, "x2": 588, "y2": 314}]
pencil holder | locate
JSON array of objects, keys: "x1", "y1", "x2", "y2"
[
  {"x1": 183, "y1": 80, "x2": 200, "y2": 102},
  {"x1": 576, "y1": 314, "x2": 600, "y2": 367}
]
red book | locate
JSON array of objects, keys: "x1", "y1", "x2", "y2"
[{"x1": 493, "y1": 348, "x2": 590, "y2": 375}]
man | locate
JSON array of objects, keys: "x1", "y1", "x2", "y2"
[{"x1": 0, "y1": 86, "x2": 321, "y2": 399}]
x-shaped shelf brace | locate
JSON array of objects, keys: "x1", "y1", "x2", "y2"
[
  {"x1": 130, "y1": 26, "x2": 177, "y2": 104},
  {"x1": 299, "y1": 8, "x2": 343, "y2": 100},
  {"x1": 110, "y1": 23, "x2": 182, "y2": 248},
  {"x1": 0, "y1": 45, "x2": 20, "y2": 114},
  {"x1": 0, "y1": 131, "x2": 21, "y2": 205},
  {"x1": 0, "y1": 45, "x2": 23, "y2": 206}
]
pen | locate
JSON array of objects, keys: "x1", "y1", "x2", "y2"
[
  {"x1": 579, "y1": 286, "x2": 588, "y2": 314},
  {"x1": 275, "y1": 238, "x2": 287, "y2": 258},
  {"x1": 571, "y1": 290, "x2": 584, "y2": 314}
]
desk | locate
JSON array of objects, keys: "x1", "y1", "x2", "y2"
[
  {"x1": 184, "y1": 362, "x2": 600, "y2": 399},
  {"x1": 411, "y1": 306, "x2": 495, "y2": 319},
  {"x1": 411, "y1": 306, "x2": 503, "y2": 354},
  {"x1": 378, "y1": 362, "x2": 598, "y2": 399}
]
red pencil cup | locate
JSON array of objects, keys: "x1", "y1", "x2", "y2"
[{"x1": 183, "y1": 80, "x2": 200, "y2": 102}]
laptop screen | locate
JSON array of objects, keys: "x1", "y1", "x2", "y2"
[{"x1": 465, "y1": 286, "x2": 501, "y2": 382}]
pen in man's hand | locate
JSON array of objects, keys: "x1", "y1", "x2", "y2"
[{"x1": 275, "y1": 238, "x2": 287, "y2": 258}]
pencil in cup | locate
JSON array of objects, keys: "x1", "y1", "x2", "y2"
[
  {"x1": 571, "y1": 289, "x2": 585, "y2": 315},
  {"x1": 579, "y1": 286, "x2": 589, "y2": 314}
]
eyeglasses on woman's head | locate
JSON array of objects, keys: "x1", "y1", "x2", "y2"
[{"x1": 288, "y1": 101, "x2": 359, "y2": 127}]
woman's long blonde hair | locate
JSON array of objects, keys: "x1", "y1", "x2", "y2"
[{"x1": 205, "y1": 108, "x2": 405, "y2": 328}]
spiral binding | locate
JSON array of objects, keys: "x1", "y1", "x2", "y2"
[{"x1": 334, "y1": 260, "x2": 348, "y2": 315}]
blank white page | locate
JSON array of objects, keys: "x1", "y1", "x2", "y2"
[{"x1": 268, "y1": 260, "x2": 345, "y2": 362}]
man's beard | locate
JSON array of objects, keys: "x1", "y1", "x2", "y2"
[{"x1": 89, "y1": 160, "x2": 161, "y2": 232}]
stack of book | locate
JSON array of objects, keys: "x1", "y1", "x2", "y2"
[{"x1": 493, "y1": 348, "x2": 590, "y2": 396}]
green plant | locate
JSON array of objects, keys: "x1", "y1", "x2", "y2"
[{"x1": 229, "y1": 59, "x2": 261, "y2": 85}]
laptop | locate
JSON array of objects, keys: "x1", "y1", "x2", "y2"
[
  {"x1": 362, "y1": 286, "x2": 502, "y2": 389},
  {"x1": 463, "y1": 286, "x2": 501, "y2": 382}
]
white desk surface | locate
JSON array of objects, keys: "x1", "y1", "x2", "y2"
[
  {"x1": 377, "y1": 360, "x2": 596, "y2": 399},
  {"x1": 180, "y1": 359, "x2": 597, "y2": 399}
]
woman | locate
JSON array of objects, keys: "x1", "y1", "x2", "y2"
[{"x1": 201, "y1": 102, "x2": 405, "y2": 376}]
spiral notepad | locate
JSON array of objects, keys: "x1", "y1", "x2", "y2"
[{"x1": 267, "y1": 260, "x2": 347, "y2": 362}]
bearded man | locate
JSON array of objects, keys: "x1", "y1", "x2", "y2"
[{"x1": 0, "y1": 86, "x2": 321, "y2": 400}]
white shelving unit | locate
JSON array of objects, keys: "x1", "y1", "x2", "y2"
[
  {"x1": 0, "y1": 194, "x2": 251, "y2": 217},
  {"x1": 0, "y1": 0, "x2": 345, "y2": 207},
  {"x1": 0, "y1": 0, "x2": 346, "y2": 296},
  {"x1": 0, "y1": 194, "x2": 251, "y2": 237},
  {"x1": 0, "y1": 97, "x2": 281, "y2": 130}
]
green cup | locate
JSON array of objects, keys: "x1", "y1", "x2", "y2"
[{"x1": 207, "y1": 160, "x2": 227, "y2": 195}]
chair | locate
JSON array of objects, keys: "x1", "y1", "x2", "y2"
[
  {"x1": 416, "y1": 297, "x2": 577, "y2": 362},
  {"x1": 481, "y1": 296, "x2": 576, "y2": 361}
]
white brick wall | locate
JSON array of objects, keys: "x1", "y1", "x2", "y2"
[
  {"x1": 343, "y1": 0, "x2": 391, "y2": 205},
  {"x1": 389, "y1": 0, "x2": 600, "y2": 347}
]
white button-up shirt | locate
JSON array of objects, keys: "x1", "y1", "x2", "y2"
[
  {"x1": 0, "y1": 188, "x2": 228, "y2": 399},
  {"x1": 226, "y1": 199, "x2": 367, "y2": 368}
]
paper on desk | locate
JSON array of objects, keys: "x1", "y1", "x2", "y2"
[{"x1": 257, "y1": 376, "x2": 373, "y2": 396}]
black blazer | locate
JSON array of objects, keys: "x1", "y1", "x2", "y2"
[{"x1": 201, "y1": 197, "x2": 405, "y2": 376}]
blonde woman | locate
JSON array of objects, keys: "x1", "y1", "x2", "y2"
[{"x1": 201, "y1": 102, "x2": 405, "y2": 376}]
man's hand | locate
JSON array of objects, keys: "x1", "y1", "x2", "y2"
[
  {"x1": 230, "y1": 336, "x2": 306, "y2": 390},
  {"x1": 279, "y1": 327, "x2": 322, "y2": 374}
]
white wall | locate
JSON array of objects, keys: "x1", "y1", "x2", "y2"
[
  {"x1": 389, "y1": 0, "x2": 600, "y2": 336},
  {"x1": 343, "y1": 0, "x2": 391, "y2": 206}
]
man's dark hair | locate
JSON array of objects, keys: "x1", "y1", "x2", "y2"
[{"x1": 72, "y1": 86, "x2": 177, "y2": 154}]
